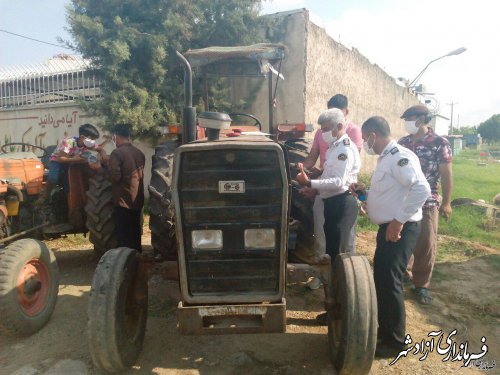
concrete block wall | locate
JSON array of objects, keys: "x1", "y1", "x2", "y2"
[
  {"x1": 302, "y1": 11, "x2": 419, "y2": 172},
  {"x1": 0, "y1": 103, "x2": 155, "y2": 197}
]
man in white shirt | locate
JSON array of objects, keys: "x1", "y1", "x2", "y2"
[
  {"x1": 297, "y1": 108, "x2": 361, "y2": 261},
  {"x1": 350, "y1": 116, "x2": 430, "y2": 358}
]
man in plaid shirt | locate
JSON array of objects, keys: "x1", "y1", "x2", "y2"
[{"x1": 399, "y1": 105, "x2": 453, "y2": 304}]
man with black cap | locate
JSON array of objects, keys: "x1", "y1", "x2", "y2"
[
  {"x1": 91, "y1": 124, "x2": 146, "y2": 251},
  {"x1": 399, "y1": 105, "x2": 453, "y2": 305}
]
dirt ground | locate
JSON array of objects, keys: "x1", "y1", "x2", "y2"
[{"x1": 1, "y1": 228, "x2": 499, "y2": 375}]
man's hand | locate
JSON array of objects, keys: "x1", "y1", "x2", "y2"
[
  {"x1": 296, "y1": 163, "x2": 311, "y2": 186},
  {"x1": 88, "y1": 162, "x2": 102, "y2": 171},
  {"x1": 299, "y1": 187, "x2": 317, "y2": 200},
  {"x1": 70, "y1": 155, "x2": 87, "y2": 164},
  {"x1": 308, "y1": 166, "x2": 323, "y2": 179},
  {"x1": 385, "y1": 219, "x2": 403, "y2": 242},
  {"x1": 439, "y1": 203, "x2": 452, "y2": 221},
  {"x1": 349, "y1": 183, "x2": 366, "y2": 199}
]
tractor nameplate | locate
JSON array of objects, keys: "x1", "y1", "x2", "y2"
[{"x1": 218, "y1": 181, "x2": 245, "y2": 194}]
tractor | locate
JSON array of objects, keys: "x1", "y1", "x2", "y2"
[
  {"x1": 0, "y1": 141, "x2": 116, "y2": 335},
  {"x1": 87, "y1": 44, "x2": 377, "y2": 374}
]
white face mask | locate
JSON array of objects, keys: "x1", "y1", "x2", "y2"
[
  {"x1": 404, "y1": 120, "x2": 419, "y2": 135},
  {"x1": 111, "y1": 135, "x2": 117, "y2": 148},
  {"x1": 363, "y1": 135, "x2": 376, "y2": 155},
  {"x1": 83, "y1": 138, "x2": 96, "y2": 148},
  {"x1": 322, "y1": 131, "x2": 337, "y2": 146}
]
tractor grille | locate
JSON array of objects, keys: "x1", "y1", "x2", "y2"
[{"x1": 176, "y1": 145, "x2": 286, "y2": 301}]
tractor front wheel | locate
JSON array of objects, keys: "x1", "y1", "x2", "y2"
[
  {"x1": 88, "y1": 247, "x2": 148, "y2": 373},
  {"x1": 0, "y1": 239, "x2": 59, "y2": 336},
  {"x1": 328, "y1": 253, "x2": 377, "y2": 375}
]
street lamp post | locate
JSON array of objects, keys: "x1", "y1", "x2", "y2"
[
  {"x1": 408, "y1": 47, "x2": 467, "y2": 89},
  {"x1": 447, "y1": 101, "x2": 458, "y2": 135}
]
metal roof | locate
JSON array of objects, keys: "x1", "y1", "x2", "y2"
[{"x1": 0, "y1": 54, "x2": 92, "y2": 81}]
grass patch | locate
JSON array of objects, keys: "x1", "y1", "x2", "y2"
[
  {"x1": 357, "y1": 214, "x2": 377, "y2": 232},
  {"x1": 439, "y1": 206, "x2": 500, "y2": 249},
  {"x1": 436, "y1": 235, "x2": 490, "y2": 263},
  {"x1": 452, "y1": 147, "x2": 500, "y2": 202},
  {"x1": 46, "y1": 233, "x2": 91, "y2": 249},
  {"x1": 441, "y1": 147, "x2": 500, "y2": 249}
]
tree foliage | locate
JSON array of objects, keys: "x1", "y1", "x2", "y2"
[
  {"x1": 453, "y1": 126, "x2": 477, "y2": 135},
  {"x1": 65, "y1": 0, "x2": 266, "y2": 135},
  {"x1": 478, "y1": 114, "x2": 500, "y2": 144}
]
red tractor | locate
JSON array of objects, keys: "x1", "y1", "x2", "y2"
[
  {"x1": 87, "y1": 44, "x2": 377, "y2": 375},
  {"x1": 0, "y1": 142, "x2": 116, "y2": 335}
]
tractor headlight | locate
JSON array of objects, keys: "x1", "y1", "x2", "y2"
[
  {"x1": 191, "y1": 230, "x2": 223, "y2": 250},
  {"x1": 244, "y1": 229, "x2": 275, "y2": 249}
]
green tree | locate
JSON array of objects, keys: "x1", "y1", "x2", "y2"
[
  {"x1": 478, "y1": 114, "x2": 500, "y2": 144},
  {"x1": 453, "y1": 126, "x2": 477, "y2": 135},
  {"x1": 65, "y1": 0, "x2": 266, "y2": 135}
]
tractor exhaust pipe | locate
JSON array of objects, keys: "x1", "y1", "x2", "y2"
[{"x1": 176, "y1": 51, "x2": 196, "y2": 145}]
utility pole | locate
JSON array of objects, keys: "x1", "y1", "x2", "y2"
[{"x1": 447, "y1": 101, "x2": 458, "y2": 135}]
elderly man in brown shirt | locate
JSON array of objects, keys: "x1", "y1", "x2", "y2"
[{"x1": 93, "y1": 124, "x2": 145, "y2": 251}]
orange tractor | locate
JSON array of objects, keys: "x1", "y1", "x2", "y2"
[{"x1": 0, "y1": 142, "x2": 116, "y2": 335}]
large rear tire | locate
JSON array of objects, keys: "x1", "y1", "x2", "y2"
[
  {"x1": 85, "y1": 173, "x2": 118, "y2": 255},
  {"x1": 328, "y1": 253, "x2": 377, "y2": 375},
  {"x1": 0, "y1": 239, "x2": 59, "y2": 336},
  {"x1": 88, "y1": 248, "x2": 148, "y2": 373},
  {"x1": 284, "y1": 139, "x2": 315, "y2": 261},
  {"x1": 148, "y1": 141, "x2": 178, "y2": 260}
]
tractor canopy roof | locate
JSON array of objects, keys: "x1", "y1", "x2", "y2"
[{"x1": 184, "y1": 43, "x2": 286, "y2": 78}]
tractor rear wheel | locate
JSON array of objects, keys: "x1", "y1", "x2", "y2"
[
  {"x1": 284, "y1": 139, "x2": 315, "y2": 261},
  {"x1": 148, "y1": 141, "x2": 178, "y2": 260},
  {"x1": 85, "y1": 172, "x2": 118, "y2": 255},
  {"x1": 0, "y1": 239, "x2": 59, "y2": 336},
  {"x1": 328, "y1": 253, "x2": 377, "y2": 375},
  {"x1": 88, "y1": 247, "x2": 148, "y2": 373}
]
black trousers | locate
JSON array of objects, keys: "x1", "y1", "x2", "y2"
[
  {"x1": 113, "y1": 206, "x2": 142, "y2": 252},
  {"x1": 323, "y1": 193, "x2": 358, "y2": 260},
  {"x1": 374, "y1": 221, "x2": 421, "y2": 348}
]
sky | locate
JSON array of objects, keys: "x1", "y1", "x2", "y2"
[{"x1": 1, "y1": 0, "x2": 499, "y2": 128}]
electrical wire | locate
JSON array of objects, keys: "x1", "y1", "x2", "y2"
[{"x1": 0, "y1": 29, "x2": 72, "y2": 50}]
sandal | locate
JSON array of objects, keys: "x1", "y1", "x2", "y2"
[{"x1": 412, "y1": 287, "x2": 432, "y2": 305}]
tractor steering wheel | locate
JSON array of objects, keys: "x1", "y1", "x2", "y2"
[
  {"x1": 1, "y1": 142, "x2": 48, "y2": 158},
  {"x1": 228, "y1": 113, "x2": 262, "y2": 131}
]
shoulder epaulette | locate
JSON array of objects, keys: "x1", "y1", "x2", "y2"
[
  {"x1": 390, "y1": 147, "x2": 399, "y2": 155},
  {"x1": 343, "y1": 138, "x2": 350, "y2": 146}
]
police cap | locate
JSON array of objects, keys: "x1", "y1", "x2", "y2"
[{"x1": 400, "y1": 105, "x2": 430, "y2": 119}]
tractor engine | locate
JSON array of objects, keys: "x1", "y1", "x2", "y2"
[
  {"x1": 0, "y1": 152, "x2": 44, "y2": 239},
  {"x1": 173, "y1": 140, "x2": 290, "y2": 333}
]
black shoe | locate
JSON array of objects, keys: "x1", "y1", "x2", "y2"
[
  {"x1": 315, "y1": 312, "x2": 328, "y2": 325},
  {"x1": 375, "y1": 342, "x2": 405, "y2": 358},
  {"x1": 412, "y1": 287, "x2": 433, "y2": 305}
]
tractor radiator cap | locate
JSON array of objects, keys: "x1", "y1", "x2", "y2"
[{"x1": 198, "y1": 112, "x2": 232, "y2": 130}]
